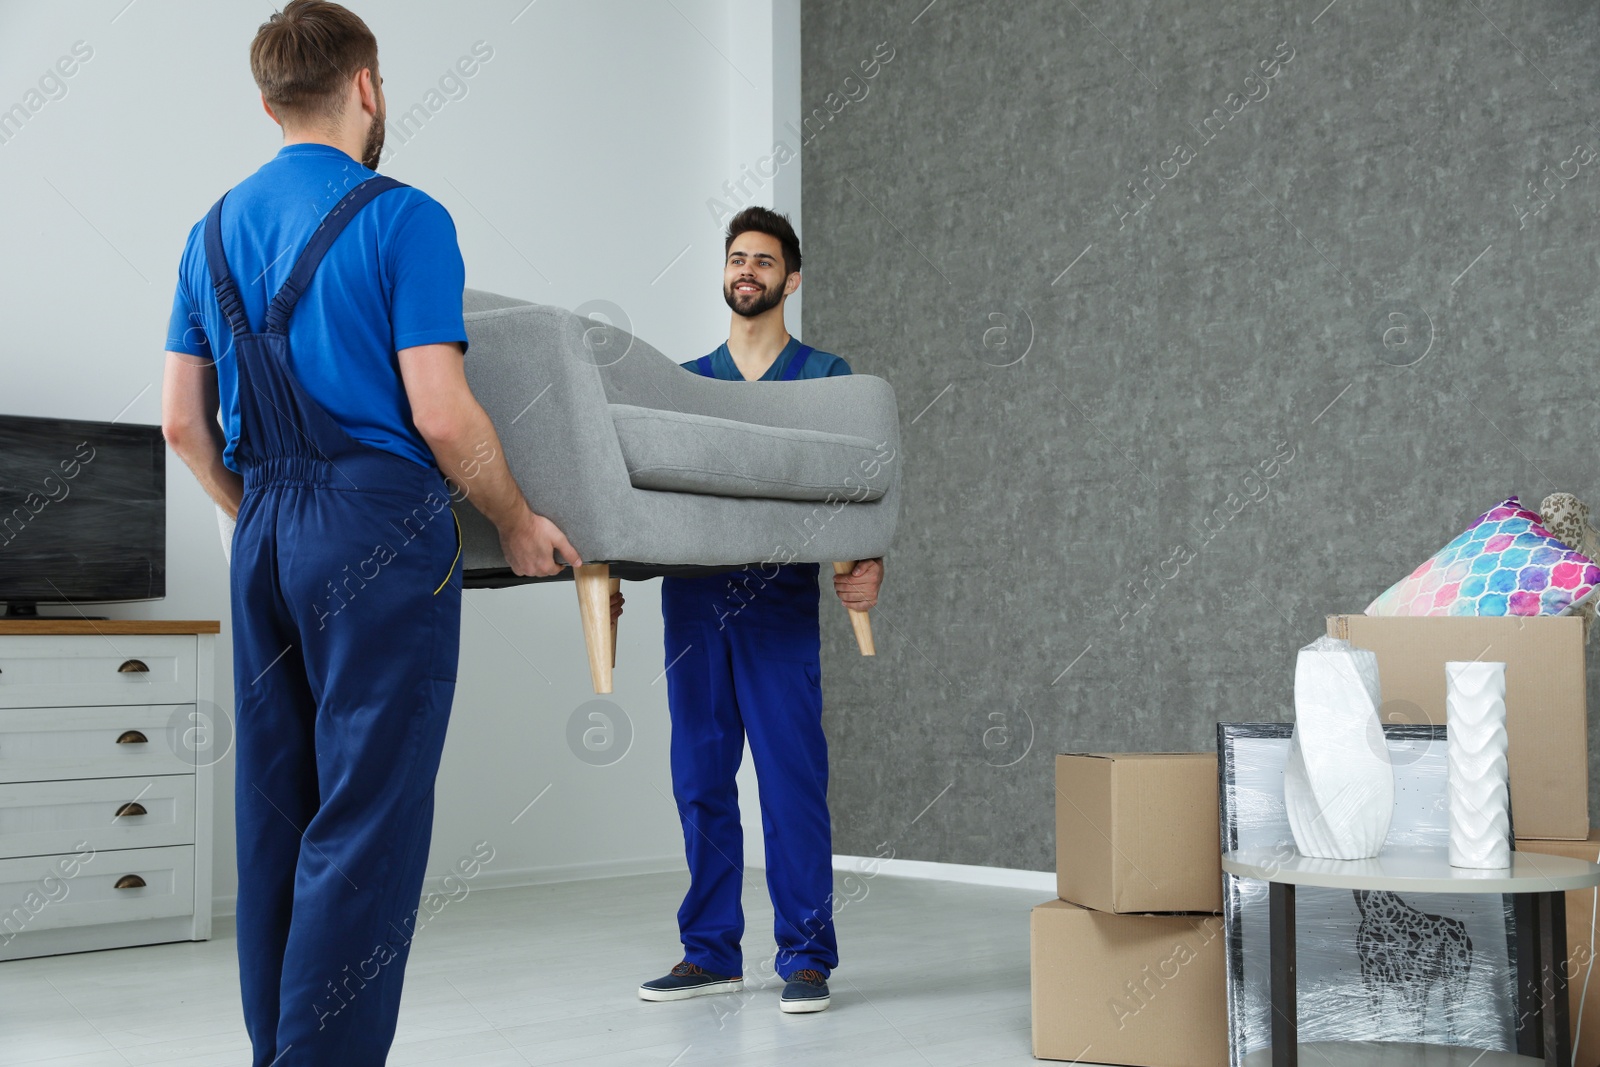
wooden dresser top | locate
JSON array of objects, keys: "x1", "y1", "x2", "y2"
[{"x1": 0, "y1": 620, "x2": 221, "y2": 636}]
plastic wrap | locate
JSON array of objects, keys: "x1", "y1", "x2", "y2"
[{"x1": 1218, "y1": 722, "x2": 1519, "y2": 1067}]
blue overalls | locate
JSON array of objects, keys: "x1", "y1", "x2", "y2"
[
  {"x1": 661, "y1": 340, "x2": 840, "y2": 981},
  {"x1": 204, "y1": 175, "x2": 463, "y2": 1067}
]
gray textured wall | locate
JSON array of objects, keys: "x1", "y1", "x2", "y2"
[{"x1": 802, "y1": 0, "x2": 1600, "y2": 871}]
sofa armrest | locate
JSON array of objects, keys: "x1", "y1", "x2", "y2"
[{"x1": 461, "y1": 303, "x2": 633, "y2": 547}]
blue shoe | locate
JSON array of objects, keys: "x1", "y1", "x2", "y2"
[
  {"x1": 638, "y1": 961, "x2": 744, "y2": 1002},
  {"x1": 779, "y1": 968, "x2": 831, "y2": 1013}
]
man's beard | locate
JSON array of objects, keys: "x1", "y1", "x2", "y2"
[
  {"x1": 361, "y1": 103, "x2": 386, "y2": 170},
  {"x1": 724, "y1": 277, "x2": 783, "y2": 318}
]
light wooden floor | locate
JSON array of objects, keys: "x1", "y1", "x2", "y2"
[{"x1": 0, "y1": 870, "x2": 1046, "y2": 1066}]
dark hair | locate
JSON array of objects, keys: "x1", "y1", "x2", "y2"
[
  {"x1": 251, "y1": 0, "x2": 378, "y2": 125},
  {"x1": 724, "y1": 206, "x2": 802, "y2": 276}
]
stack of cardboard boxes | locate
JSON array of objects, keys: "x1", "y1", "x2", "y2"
[
  {"x1": 1031, "y1": 614, "x2": 1597, "y2": 1065},
  {"x1": 1032, "y1": 753, "x2": 1228, "y2": 1066}
]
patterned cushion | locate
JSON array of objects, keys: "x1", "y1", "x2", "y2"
[{"x1": 1366, "y1": 496, "x2": 1600, "y2": 617}]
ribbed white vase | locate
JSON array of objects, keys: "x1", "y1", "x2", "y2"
[
  {"x1": 1445, "y1": 660, "x2": 1511, "y2": 869},
  {"x1": 1284, "y1": 637, "x2": 1395, "y2": 860}
]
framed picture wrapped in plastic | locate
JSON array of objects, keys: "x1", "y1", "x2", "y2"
[{"x1": 1216, "y1": 722, "x2": 1520, "y2": 1067}]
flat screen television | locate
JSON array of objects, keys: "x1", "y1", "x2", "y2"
[{"x1": 0, "y1": 414, "x2": 165, "y2": 617}]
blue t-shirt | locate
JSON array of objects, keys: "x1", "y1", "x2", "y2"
[
  {"x1": 165, "y1": 143, "x2": 467, "y2": 472},
  {"x1": 662, "y1": 338, "x2": 852, "y2": 633}
]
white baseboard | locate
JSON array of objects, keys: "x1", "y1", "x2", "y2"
[
  {"x1": 834, "y1": 853, "x2": 1056, "y2": 893},
  {"x1": 212, "y1": 852, "x2": 1052, "y2": 917},
  {"x1": 211, "y1": 854, "x2": 688, "y2": 918},
  {"x1": 451, "y1": 854, "x2": 688, "y2": 894}
]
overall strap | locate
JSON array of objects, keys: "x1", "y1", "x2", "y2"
[
  {"x1": 263, "y1": 175, "x2": 409, "y2": 334},
  {"x1": 694, "y1": 354, "x2": 716, "y2": 377},
  {"x1": 203, "y1": 194, "x2": 252, "y2": 341},
  {"x1": 778, "y1": 343, "x2": 814, "y2": 382}
]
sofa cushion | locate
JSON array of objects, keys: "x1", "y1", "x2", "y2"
[{"x1": 609, "y1": 404, "x2": 889, "y2": 503}]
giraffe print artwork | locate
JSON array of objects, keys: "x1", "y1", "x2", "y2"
[
  {"x1": 1220, "y1": 724, "x2": 1520, "y2": 1067},
  {"x1": 1352, "y1": 890, "x2": 1473, "y2": 1030}
]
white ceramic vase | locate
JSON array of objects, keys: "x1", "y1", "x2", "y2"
[
  {"x1": 1445, "y1": 660, "x2": 1511, "y2": 869},
  {"x1": 1284, "y1": 636, "x2": 1395, "y2": 859}
]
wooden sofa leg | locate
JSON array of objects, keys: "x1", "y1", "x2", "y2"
[
  {"x1": 575, "y1": 563, "x2": 614, "y2": 693},
  {"x1": 608, "y1": 577, "x2": 621, "y2": 669},
  {"x1": 833, "y1": 561, "x2": 877, "y2": 656}
]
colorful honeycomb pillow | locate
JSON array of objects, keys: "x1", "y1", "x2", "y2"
[{"x1": 1366, "y1": 497, "x2": 1600, "y2": 617}]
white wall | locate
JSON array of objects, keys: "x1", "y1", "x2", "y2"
[{"x1": 0, "y1": 0, "x2": 800, "y2": 910}]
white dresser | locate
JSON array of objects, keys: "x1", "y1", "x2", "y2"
[{"x1": 0, "y1": 621, "x2": 218, "y2": 961}]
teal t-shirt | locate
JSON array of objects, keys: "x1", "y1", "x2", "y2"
[{"x1": 681, "y1": 337, "x2": 851, "y2": 381}]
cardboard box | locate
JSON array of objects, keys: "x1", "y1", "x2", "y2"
[
  {"x1": 1031, "y1": 898, "x2": 1228, "y2": 1066},
  {"x1": 1056, "y1": 753, "x2": 1222, "y2": 913},
  {"x1": 1516, "y1": 835, "x2": 1600, "y2": 1066},
  {"x1": 1328, "y1": 614, "x2": 1589, "y2": 840}
]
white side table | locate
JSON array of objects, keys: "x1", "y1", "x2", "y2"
[{"x1": 1222, "y1": 847, "x2": 1600, "y2": 1067}]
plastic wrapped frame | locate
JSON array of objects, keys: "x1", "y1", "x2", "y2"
[{"x1": 1217, "y1": 722, "x2": 1520, "y2": 1067}]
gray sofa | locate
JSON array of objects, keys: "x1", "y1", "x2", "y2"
[{"x1": 457, "y1": 290, "x2": 903, "y2": 689}]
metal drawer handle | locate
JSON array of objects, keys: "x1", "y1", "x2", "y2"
[
  {"x1": 118, "y1": 659, "x2": 150, "y2": 674},
  {"x1": 114, "y1": 802, "x2": 148, "y2": 818},
  {"x1": 116, "y1": 730, "x2": 148, "y2": 745},
  {"x1": 113, "y1": 874, "x2": 146, "y2": 890}
]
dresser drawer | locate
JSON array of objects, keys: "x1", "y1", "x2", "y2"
[
  {"x1": 0, "y1": 845, "x2": 195, "y2": 938},
  {"x1": 0, "y1": 776, "x2": 195, "y2": 860},
  {"x1": 0, "y1": 705, "x2": 195, "y2": 783},
  {"x1": 0, "y1": 635, "x2": 197, "y2": 709}
]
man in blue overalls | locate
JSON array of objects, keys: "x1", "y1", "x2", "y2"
[
  {"x1": 160, "y1": 4, "x2": 591, "y2": 1063},
  {"x1": 638, "y1": 207, "x2": 885, "y2": 1014}
]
